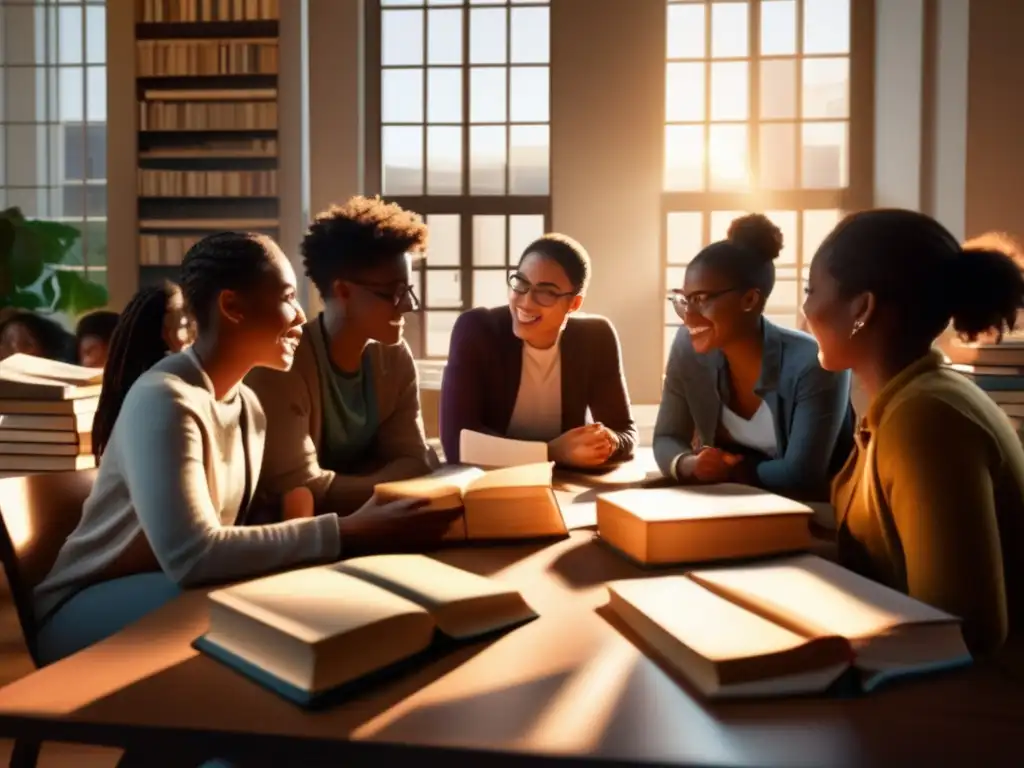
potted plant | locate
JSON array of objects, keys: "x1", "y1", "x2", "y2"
[{"x1": 0, "y1": 207, "x2": 108, "y2": 320}]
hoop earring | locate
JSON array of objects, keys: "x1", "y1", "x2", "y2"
[{"x1": 850, "y1": 319, "x2": 865, "y2": 338}]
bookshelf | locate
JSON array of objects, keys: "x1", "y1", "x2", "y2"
[{"x1": 135, "y1": 0, "x2": 281, "y2": 285}]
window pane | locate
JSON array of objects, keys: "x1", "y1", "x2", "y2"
[
  {"x1": 762, "y1": 210, "x2": 798, "y2": 265},
  {"x1": 382, "y1": 125, "x2": 423, "y2": 195},
  {"x1": 426, "y1": 214, "x2": 461, "y2": 267},
  {"x1": 60, "y1": 67, "x2": 84, "y2": 122},
  {"x1": 760, "y1": 122, "x2": 796, "y2": 189},
  {"x1": 667, "y1": 3, "x2": 705, "y2": 59},
  {"x1": 7, "y1": 125, "x2": 47, "y2": 186},
  {"x1": 766, "y1": 279, "x2": 800, "y2": 314},
  {"x1": 665, "y1": 267, "x2": 687, "y2": 323},
  {"x1": 710, "y1": 210, "x2": 746, "y2": 241},
  {"x1": 382, "y1": 10, "x2": 424, "y2": 66},
  {"x1": 666, "y1": 62, "x2": 704, "y2": 122},
  {"x1": 426, "y1": 269, "x2": 462, "y2": 308},
  {"x1": 470, "y1": 8, "x2": 507, "y2": 64},
  {"x1": 470, "y1": 125, "x2": 506, "y2": 194},
  {"x1": 426, "y1": 311, "x2": 459, "y2": 357},
  {"x1": 427, "y1": 126, "x2": 461, "y2": 195},
  {"x1": 7, "y1": 187, "x2": 46, "y2": 217},
  {"x1": 428, "y1": 9, "x2": 462, "y2": 65},
  {"x1": 4, "y1": 6, "x2": 43, "y2": 65},
  {"x1": 761, "y1": 0, "x2": 797, "y2": 55},
  {"x1": 709, "y1": 124, "x2": 749, "y2": 190},
  {"x1": 801, "y1": 121, "x2": 847, "y2": 188},
  {"x1": 667, "y1": 211, "x2": 703, "y2": 264},
  {"x1": 86, "y1": 67, "x2": 106, "y2": 123},
  {"x1": 711, "y1": 2, "x2": 748, "y2": 58},
  {"x1": 470, "y1": 67, "x2": 507, "y2": 122},
  {"x1": 509, "y1": 125, "x2": 549, "y2": 195},
  {"x1": 473, "y1": 270, "x2": 509, "y2": 308},
  {"x1": 473, "y1": 214, "x2": 506, "y2": 266},
  {"x1": 760, "y1": 58, "x2": 796, "y2": 119},
  {"x1": 665, "y1": 124, "x2": 704, "y2": 191},
  {"x1": 710, "y1": 61, "x2": 747, "y2": 121},
  {"x1": 427, "y1": 68, "x2": 461, "y2": 123},
  {"x1": 509, "y1": 214, "x2": 545, "y2": 263},
  {"x1": 86, "y1": 123, "x2": 106, "y2": 180},
  {"x1": 511, "y1": 6, "x2": 549, "y2": 64},
  {"x1": 86, "y1": 5, "x2": 105, "y2": 65},
  {"x1": 65, "y1": 123, "x2": 85, "y2": 180},
  {"x1": 58, "y1": 6, "x2": 83, "y2": 64},
  {"x1": 6, "y1": 67, "x2": 47, "y2": 122},
  {"x1": 802, "y1": 57, "x2": 849, "y2": 119},
  {"x1": 510, "y1": 67, "x2": 548, "y2": 123},
  {"x1": 804, "y1": 0, "x2": 850, "y2": 54},
  {"x1": 382, "y1": 68, "x2": 424, "y2": 123},
  {"x1": 803, "y1": 209, "x2": 841, "y2": 258}
]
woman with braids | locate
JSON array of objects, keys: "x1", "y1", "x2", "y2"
[
  {"x1": 32, "y1": 232, "x2": 456, "y2": 665},
  {"x1": 91, "y1": 281, "x2": 193, "y2": 458},
  {"x1": 802, "y1": 209, "x2": 1024, "y2": 655}
]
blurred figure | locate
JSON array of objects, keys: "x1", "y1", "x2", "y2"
[
  {"x1": 75, "y1": 310, "x2": 119, "y2": 368},
  {"x1": 0, "y1": 311, "x2": 75, "y2": 362}
]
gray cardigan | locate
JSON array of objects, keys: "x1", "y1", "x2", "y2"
[{"x1": 653, "y1": 319, "x2": 854, "y2": 500}]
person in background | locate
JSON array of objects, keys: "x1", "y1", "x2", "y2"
[
  {"x1": 245, "y1": 197, "x2": 438, "y2": 521},
  {"x1": 75, "y1": 310, "x2": 120, "y2": 368},
  {"x1": 802, "y1": 208, "x2": 1024, "y2": 655},
  {"x1": 440, "y1": 233, "x2": 636, "y2": 467},
  {"x1": 653, "y1": 214, "x2": 854, "y2": 501},
  {"x1": 91, "y1": 281, "x2": 194, "y2": 459},
  {"x1": 0, "y1": 311, "x2": 75, "y2": 362},
  {"x1": 32, "y1": 232, "x2": 454, "y2": 667}
]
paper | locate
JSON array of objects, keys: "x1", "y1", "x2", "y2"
[{"x1": 459, "y1": 429, "x2": 549, "y2": 468}]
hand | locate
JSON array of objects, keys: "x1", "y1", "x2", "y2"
[
  {"x1": 725, "y1": 456, "x2": 761, "y2": 485},
  {"x1": 336, "y1": 496, "x2": 463, "y2": 558},
  {"x1": 680, "y1": 447, "x2": 742, "y2": 483},
  {"x1": 548, "y1": 423, "x2": 617, "y2": 468}
]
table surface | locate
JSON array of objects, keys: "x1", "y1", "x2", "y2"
[{"x1": 1, "y1": 461, "x2": 1022, "y2": 767}]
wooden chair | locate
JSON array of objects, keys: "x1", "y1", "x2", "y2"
[{"x1": 0, "y1": 469, "x2": 96, "y2": 768}]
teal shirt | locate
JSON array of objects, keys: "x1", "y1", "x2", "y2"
[{"x1": 309, "y1": 317, "x2": 381, "y2": 472}]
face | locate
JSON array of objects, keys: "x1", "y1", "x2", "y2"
[
  {"x1": 78, "y1": 335, "x2": 109, "y2": 368},
  {"x1": 220, "y1": 243, "x2": 307, "y2": 371},
  {"x1": 333, "y1": 254, "x2": 416, "y2": 346},
  {"x1": 0, "y1": 321, "x2": 43, "y2": 361},
  {"x1": 508, "y1": 253, "x2": 582, "y2": 346},
  {"x1": 802, "y1": 248, "x2": 868, "y2": 371},
  {"x1": 162, "y1": 292, "x2": 193, "y2": 353},
  {"x1": 673, "y1": 262, "x2": 759, "y2": 354}
]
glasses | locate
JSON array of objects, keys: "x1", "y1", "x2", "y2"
[
  {"x1": 508, "y1": 273, "x2": 577, "y2": 308},
  {"x1": 667, "y1": 287, "x2": 742, "y2": 316},
  {"x1": 351, "y1": 280, "x2": 421, "y2": 310}
]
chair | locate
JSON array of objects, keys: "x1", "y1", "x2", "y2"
[{"x1": 0, "y1": 469, "x2": 96, "y2": 768}]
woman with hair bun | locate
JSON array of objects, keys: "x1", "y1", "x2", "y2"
[
  {"x1": 803, "y1": 209, "x2": 1024, "y2": 655},
  {"x1": 654, "y1": 213, "x2": 854, "y2": 500}
]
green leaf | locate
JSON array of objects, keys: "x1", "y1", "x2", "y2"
[
  {"x1": 23, "y1": 220, "x2": 80, "y2": 264},
  {"x1": 41, "y1": 273, "x2": 57, "y2": 308},
  {"x1": 0, "y1": 208, "x2": 27, "y2": 226},
  {"x1": 0, "y1": 219, "x2": 15, "y2": 298},
  {"x1": 9, "y1": 291, "x2": 43, "y2": 310},
  {"x1": 8, "y1": 227, "x2": 44, "y2": 288},
  {"x1": 53, "y1": 269, "x2": 108, "y2": 316}
]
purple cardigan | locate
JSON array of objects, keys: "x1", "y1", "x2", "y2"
[{"x1": 439, "y1": 306, "x2": 638, "y2": 464}]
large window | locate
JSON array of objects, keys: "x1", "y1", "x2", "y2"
[
  {"x1": 0, "y1": 0, "x2": 108, "y2": 288},
  {"x1": 663, "y1": 0, "x2": 857, "y2": 364},
  {"x1": 372, "y1": 0, "x2": 551, "y2": 358}
]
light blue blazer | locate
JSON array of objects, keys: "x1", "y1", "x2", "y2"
[{"x1": 653, "y1": 319, "x2": 855, "y2": 500}]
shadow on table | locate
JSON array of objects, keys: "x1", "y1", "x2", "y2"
[{"x1": 546, "y1": 535, "x2": 646, "y2": 589}]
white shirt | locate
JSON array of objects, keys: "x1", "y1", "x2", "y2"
[
  {"x1": 720, "y1": 400, "x2": 778, "y2": 458},
  {"x1": 506, "y1": 341, "x2": 563, "y2": 442}
]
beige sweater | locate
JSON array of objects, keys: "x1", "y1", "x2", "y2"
[{"x1": 34, "y1": 350, "x2": 341, "y2": 622}]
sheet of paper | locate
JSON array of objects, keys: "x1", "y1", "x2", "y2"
[{"x1": 459, "y1": 429, "x2": 549, "y2": 468}]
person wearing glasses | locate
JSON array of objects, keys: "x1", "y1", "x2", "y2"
[
  {"x1": 654, "y1": 213, "x2": 854, "y2": 501},
  {"x1": 246, "y1": 196, "x2": 439, "y2": 519},
  {"x1": 440, "y1": 233, "x2": 637, "y2": 467}
]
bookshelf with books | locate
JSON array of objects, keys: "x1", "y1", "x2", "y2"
[{"x1": 135, "y1": 0, "x2": 281, "y2": 282}]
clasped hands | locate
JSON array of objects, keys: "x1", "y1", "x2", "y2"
[
  {"x1": 547, "y1": 422, "x2": 618, "y2": 468},
  {"x1": 681, "y1": 445, "x2": 757, "y2": 484}
]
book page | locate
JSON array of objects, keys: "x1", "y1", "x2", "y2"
[
  {"x1": 689, "y1": 555, "x2": 959, "y2": 643},
  {"x1": 602, "y1": 484, "x2": 813, "y2": 522},
  {"x1": 459, "y1": 429, "x2": 549, "y2": 468},
  {"x1": 465, "y1": 461, "x2": 554, "y2": 494},
  {"x1": 374, "y1": 465, "x2": 485, "y2": 506},
  {"x1": 0, "y1": 353, "x2": 103, "y2": 384}
]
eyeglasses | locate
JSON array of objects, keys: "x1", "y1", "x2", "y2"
[
  {"x1": 351, "y1": 280, "x2": 421, "y2": 310},
  {"x1": 667, "y1": 287, "x2": 743, "y2": 316},
  {"x1": 508, "y1": 273, "x2": 577, "y2": 308}
]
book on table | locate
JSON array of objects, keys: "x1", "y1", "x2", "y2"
[
  {"x1": 606, "y1": 554, "x2": 970, "y2": 699},
  {"x1": 596, "y1": 483, "x2": 814, "y2": 566},
  {"x1": 194, "y1": 555, "x2": 538, "y2": 707},
  {"x1": 374, "y1": 461, "x2": 568, "y2": 542},
  {"x1": 0, "y1": 354, "x2": 102, "y2": 400}
]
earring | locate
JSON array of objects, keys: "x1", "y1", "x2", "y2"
[{"x1": 850, "y1": 319, "x2": 865, "y2": 338}]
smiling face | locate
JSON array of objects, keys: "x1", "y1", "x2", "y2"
[
  {"x1": 802, "y1": 247, "x2": 868, "y2": 372},
  {"x1": 509, "y1": 253, "x2": 583, "y2": 347},
  {"x1": 677, "y1": 261, "x2": 760, "y2": 354},
  {"x1": 333, "y1": 253, "x2": 416, "y2": 346}
]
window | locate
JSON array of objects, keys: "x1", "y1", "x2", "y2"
[
  {"x1": 663, "y1": 0, "x2": 858, "y2": 364},
  {"x1": 371, "y1": 0, "x2": 551, "y2": 358},
  {"x1": 0, "y1": 0, "x2": 108, "y2": 287}
]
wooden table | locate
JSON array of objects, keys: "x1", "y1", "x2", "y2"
[{"x1": 0, "y1": 483, "x2": 1022, "y2": 766}]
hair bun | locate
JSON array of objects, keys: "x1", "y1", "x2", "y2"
[{"x1": 727, "y1": 213, "x2": 784, "y2": 263}]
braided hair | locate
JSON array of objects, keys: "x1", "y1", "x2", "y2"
[
  {"x1": 179, "y1": 231, "x2": 276, "y2": 330},
  {"x1": 92, "y1": 282, "x2": 183, "y2": 458}
]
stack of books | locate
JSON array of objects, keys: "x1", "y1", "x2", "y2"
[
  {"x1": 0, "y1": 354, "x2": 102, "y2": 474},
  {"x1": 941, "y1": 339, "x2": 1024, "y2": 431}
]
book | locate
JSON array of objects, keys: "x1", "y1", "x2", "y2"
[
  {"x1": 193, "y1": 555, "x2": 537, "y2": 707},
  {"x1": 0, "y1": 397, "x2": 98, "y2": 415},
  {"x1": 0, "y1": 454, "x2": 96, "y2": 472},
  {"x1": 596, "y1": 484, "x2": 814, "y2": 566},
  {"x1": 0, "y1": 355, "x2": 102, "y2": 400},
  {"x1": 459, "y1": 429, "x2": 549, "y2": 467},
  {"x1": 0, "y1": 412, "x2": 94, "y2": 432},
  {"x1": 943, "y1": 340, "x2": 1024, "y2": 367},
  {"x1": 374, "y1": 462, "x2": 568, "y2": 541},
  {"x1": 607, "y1": 554, "x2": 970, "y2": 699}
]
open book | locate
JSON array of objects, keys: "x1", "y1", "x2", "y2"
[
  {"x1": 0, "y1": 354, "x2": 102, "y2": 400},
  {"x1": 374, "y1": 462, "x2": 567, "y2": 541},
  {"x1": 607, "y1": 554, "x2": 970, "y2": 699},
  {"x1": 194, "y1": 555, "x2": 537, "y2": 707},
  {"x1": 597, "y1": 484, "x2": 814, "y2": 566}
]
